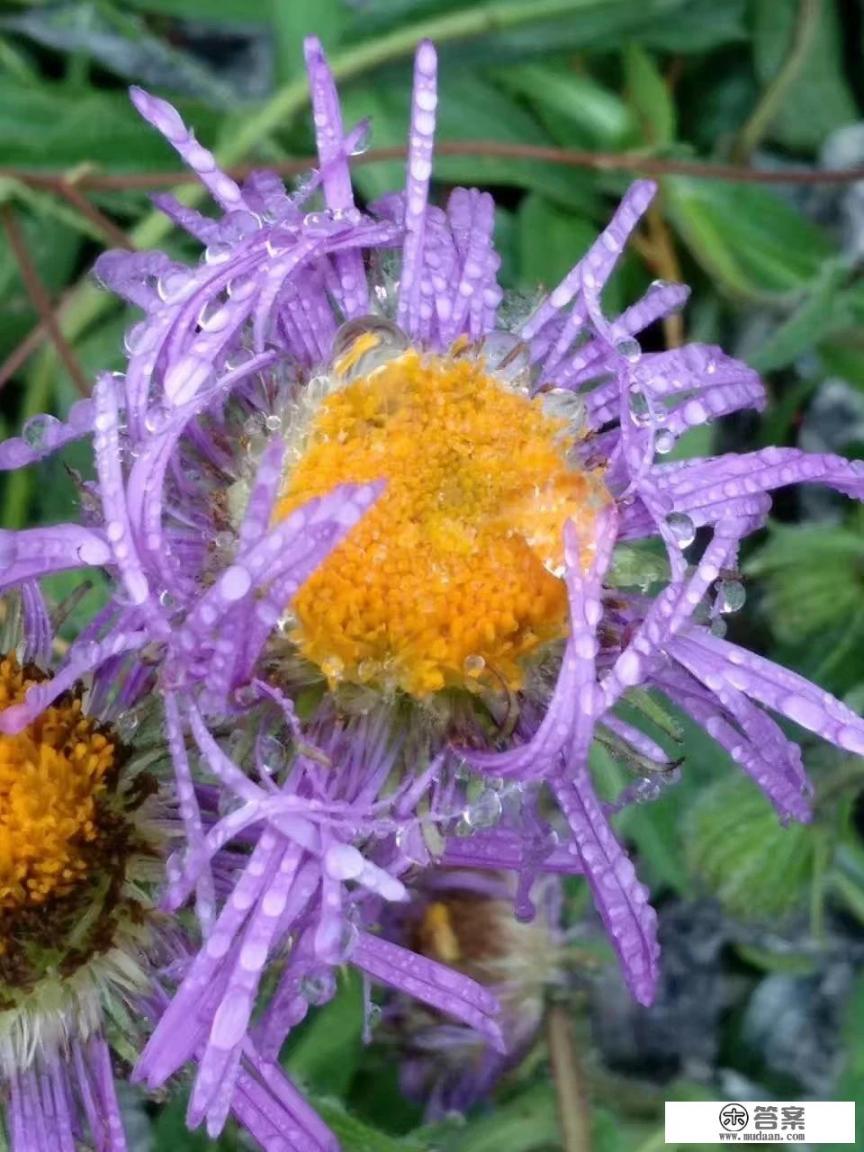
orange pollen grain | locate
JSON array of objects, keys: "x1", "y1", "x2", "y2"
[
  {"x1": 0, "y1": 654, "x2": 116, "y2": 911},
  {"x1": 275, "y1": 349, "x2": 607, "y2": 697}
]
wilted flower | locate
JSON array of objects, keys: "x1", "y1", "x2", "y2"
[
  {"x1": 383, "y1": 870, "x2": 562, "y2": 1117},
  {"x1": 1, "y1": 33, "x2": 864, "y2": 1149}
]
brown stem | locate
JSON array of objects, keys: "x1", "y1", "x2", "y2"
[
  {"x1": 644, "y1": 202, "x2": 685, "y2": 348},
  {"x1": 1, "y1": 142, "x2": 864, "y2": 191},
  {"x1": 0, "y1": 205, "x2": 89, "y2": 396},
  {"x1": 547, "y1": 1002, "x2": 593, "y2": 1152},
  {"x1": 55, "y1": 181, "x2": 134, "y2": 250}
]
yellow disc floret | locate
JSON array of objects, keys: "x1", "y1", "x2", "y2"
[
  {"x1": 276, "y1": 348, "x2": 607, "y2": 697},
  {"x1": 0, "y1": 654, "x2": 116, "y2": 911}
]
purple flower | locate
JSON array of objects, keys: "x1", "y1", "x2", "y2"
[
  {"x1": 1, "y1": 34, "x2": 864, "y2": 1148},
  {"x1": 0, "y1": 604, "x2": 329, "y2": 1151}
]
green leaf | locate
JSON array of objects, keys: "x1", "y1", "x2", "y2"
[
  {"x1": 665, "y1": 177, "x2": 834, "y2": 300},
  {"x1": 283, "y1": 969, "x2": 364, "y2": 1096},
  {"x1": 272, "y1": 0, "x2": 345, "y2": 84},
  {"x1": 311, "y1": 1098, "x2": 428, "y2": 1152},
  {"x1": 495, "y1": 62, "x2": 635, "y2": 149},
  {"x1": 625, "y1": 44, "x2": 675, "y2": 147},
  {"x1": 0, "y1": 76, "x2": 221, "y2": 172},
  {"x1": 124, "y1": 0, "x2": 273, "y2": 21},
  {"x1": 745, "y1": 520, "x2": 864, "y2": 647},
  {"x1": 684, "y1": 775, "x2": 817, "y2": 920},
  {"x1": 749, "y1": 260, "x2": 857, "y2": 374},
  {"x1": 440, "y1": 1083, "x2": 561, "y2": 1152},
  {"x1": 2, "y1": 4, "x2": 238, "y2": 107},
  {"x1": 752, "y1": 0, "x2": 857, "y2": 152}
]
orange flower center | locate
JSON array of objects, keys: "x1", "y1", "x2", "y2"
[
  {"x1": 276, "y1": 347, "x2": 606, "y2": 697},
  {"x1": 0, "y1": 655, "x2": 116, "y2": 911}
]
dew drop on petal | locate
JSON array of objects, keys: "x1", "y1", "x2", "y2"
[
  {"x1": 157, "y1": 268, "x2": 194, "y2": 302},
  {"x1": 615, "y1": 337, "x2": 642, "y2": 364},
  {"x1": 330, "y1": 315, "x2": 409, "y2": 382},
  {"x1": 203, "y1": 242, "x2": 233, "y2": 266},
  {"x1": 219, "y1": 564, "x2": 252, "y2": 602},
  {"x1": 541, "y1": 388, "x2": 586, "y2": 430},
  {"x1": 220, "y1": 210, "x2": 261, "y2": 243},
  {"x1": 654, "y1": 428, "x2": 675, "y2": 455},
  {"x1": 665, "y1": 511, "x2": 696, "y2": 548},
  {"x1": 464, "y1": 787, "x2": 503, "y2": 829},
  {"x1": 478, "y1": 332, "x2": 532, "y2": 389},
  {"x1": 300, "y1": 970, "x2": 336, "y2": 1006},
  {"x1": 628, "y1": 386, "x2": 651, "y2": 426},
  {"x1": 349, "y1": 118, "x2": 372, "y2": 156},
  {"x1": 22, "y1": 414, "x2": 61, "y2": 451},
  {"x1": 717, "y1": 578, "x2": 746, "y2": 613},
  {"x1": 77, "y1": 537, "x2": 111, "y2": 566}
]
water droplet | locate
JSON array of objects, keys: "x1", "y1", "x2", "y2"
[
  {"x1": 157, "y1": 268, "x2": 194, "y2": 302},
  {"x1": 365, "y1": 1002, "x2": 382, "y2": 1029},
  {"x1": 710, "y1": 617, "x2": 728, "y2": 638},
  {"x1": 655, "y1": 428, "x2": 675, "y2": 455},
  {"x1": 479, "y1": 332, "x2": 532, "y2": 389},
  {"x1": 717, "y1": 578, "x2": 746, "y2": 614},
  {"x1": 300, "y1": 970, "x2": 336, "y2": 1006},
  {"x1": 203, "y1": 242, "x2": 233, "y2": 266},
  {"x1": 303, "y1": 210, "x2": 334, "y2": 235},
  {"x1": 291, "y1": 171, "x2": 317, "y2": 204},
  {"x1": 227, "y1": 275, "x2": 256, "y2": 301},
  {"x1": 124, "y1": 322, "x2": 150, "y2": 355},
  {"x1": 628, "y1": 386, "x2": 651, "y2": 427},
  {"x1": 220, "y1": 209, "x2": 261, "y2": 243},
  {"x1": 615, "y1": 337, "x2": 642, "y2": 364},
  {"x1": 665, "y1": 511, "x2": 696, "y2": 548},
  {"x1": 349, "y1": 118, "x2": 372, "y2": 156},
  {"x1": 463, "y1": 653, "x2": 486, "y2": 678},
  {"x1": 264, "y1": 414, "x2": 282, "y2": 432},
  {"x1": 22, "y1": 414, "x2": 60, "y2": 451},
  {"x1": 330, "y1": 316, "x2": 409, "y2": 382},
  {"x1": 158, "y1": 590, "x2": 176, "y2": 610},
  {"x1": 465, "y1": 787, "x2": 503, "y2": 829},
  {"x1": 320, "y1": 655, "x2": 345, "y2": 681},
  {"x1": 197, "y1": 296, "x2": 230, "y2": 333},
  {"x1": 265, "y1": 229, "x2": 296, "y2": 258},
  {"x1": 258, "y1": 733, "x2": 287, "y2": 776},
  {"x1": 541, "y1": 388, "x2": 586, "y2": 429}
]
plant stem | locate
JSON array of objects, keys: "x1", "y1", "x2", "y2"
[
  {"x1": 733, "y1": 0, "x2": 822, "y2": 163},
  {"x1": 547, "y1": 1003, "x2": 593, "y2": 1152}
]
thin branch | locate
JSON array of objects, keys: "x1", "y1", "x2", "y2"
[
  {"x1": 1, "y1": 141, "x2": 864, "y2": 192},
  {"x1": 547, "y1": 1003, "x2": 593, "y2": 1152},
  {"x1": 55, "y1": 180, "x2": 134, "y2": 250},
  {"x1": 733, "y1": 0, "x2": 823, "y2": 163},
  {"x1": 645, "y1": 202, "x2": 684, "y2": 348},
  {"x1": 0, "y1": 205, "x2": 89, "y2": 397}
]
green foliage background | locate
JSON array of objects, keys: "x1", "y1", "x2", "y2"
[{"x1": 1, "y1": 1, "x2": 863, "y2": 1149}]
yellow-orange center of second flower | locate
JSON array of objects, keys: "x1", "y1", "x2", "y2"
[
  {"x1": 0, "y1": 655, "x2": 116, "y2": 912},
  {"x1": 275, "y1": 348, "x2": 606, "y2": 698}
]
